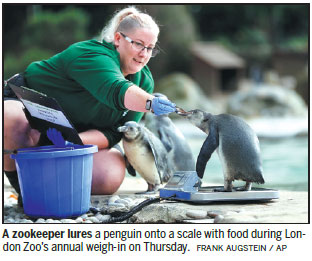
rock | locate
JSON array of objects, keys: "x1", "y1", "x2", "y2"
[
  {"x1": 21, "y1": 219, "x2": 34, "y2": 223},
  {"x1": 108, "y1": 195, "x2": 120, "y2": 204},
  {"x1": 214, "y1": 215, "x2": 224, "y2": 223},
  {"x1": 186, "y1": 209, "x2": 208, "y2": 219},
  {"x1": 227, "y1": 84, "x2": 308, "y2": 118},
  {"x1": 6, "y1": 207, "x2": 17, "y2": 215},
  {"x1": 88, "y1": 216, "x2": 100, "y2": 223},
  {"x1": 134, "y1": 204, "x2": 171, "y2": 223},
  {"x1": 107, "y1": 205, "x2": 128, "y2": 213},
  {"x1": 60, "y1": 219, "x2": 76, "y2": 223},
  {"x1": 121, "y1": 197, "x2": 134, "y2": 204},
  {"x1": 80, "y1": 214, "x2": 89, "y2": 219},
  {"x1": 207, "y1": 210, "x2": 223, "y2": 218},
  {"x1": 35, "y1": 218, "x2": 46, "y2": 223},
  {"x1": 218, "y1": 211, "x2": 257, "y2": 223},
  {"x1": 116, "y1": 198, "x2": 134, "y2": 208},
  {"x1": 247, "y1": 117, "x2": 308, "y2": 138},
  {"x1": 46, "y1": 219, "x2": 55, "y2": 223},
  {"x1": 14, "y1": 213, "x2": 23, "y2": 220},
  {"x1": 108, "y1": 202, "x2": 126, "y2": 208},
  {"x1": 95, "y1": 214, "x2": 111, "y2": 223},
  {"x1": 156, "y1": 73, "x2": 222, "y2": 117},
  {"x1": 168, "y1": 206, "x2": 188, "y2": 222},
  {"x1": 183, "y1": 218, "x2": 214, "y2": 223},
  {"x1": 5, "y1": 218, "x2": 15, "y2": 223},
  {"x1": 75, "y1": 217, "x2": 84, "y2": 223}
]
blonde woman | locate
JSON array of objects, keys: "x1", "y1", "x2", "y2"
[{"x1": 4, "y1": 6, "x2": 176, "y2": 201}]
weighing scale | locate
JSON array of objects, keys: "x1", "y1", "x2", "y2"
[{"x1": 159, "y1": 171, "x2": 279, "y2": 203}]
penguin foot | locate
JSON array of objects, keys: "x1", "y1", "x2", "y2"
[
  {"x1": 235, "y1": 182, "x2": 252, "y2": 191},
  {"x1": 213, "y1": 187, "x2": 233, "y2": 192},
  {"x1": 234, "y1": 187, "x2": 247, "y2": 191},
  {"x1": 213, "y1": 180, "x2": 234, "y2": 192},
  {"x1": 135, "y1": 183, "x2": 159, "y2": 194},
  {"x1": 135, "y1": 190, "x2": 158, "y2": 195}
]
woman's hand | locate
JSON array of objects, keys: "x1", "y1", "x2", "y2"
[
  {"x1": 151, "y1": 97, "x2": 176, "y2": 115},
  {"x1": 123, "y1": 85, "x2": 176, "y2": 115}
]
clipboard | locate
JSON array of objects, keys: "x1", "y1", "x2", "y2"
[{"x1": 8, "y1": 83, "x2": 83, "y2": 145}]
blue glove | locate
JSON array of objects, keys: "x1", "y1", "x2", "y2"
[
  {"x1": 151, "y1": 97, "x2": 176, "y2": 116},
  {"x1": 46, "y1": 128, "x2": 65, "y2": 147},
  {"x1": 46, "y1": 128, "x2": 75, "y2": 147}
]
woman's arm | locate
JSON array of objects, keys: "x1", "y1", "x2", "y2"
[
  {"x1": 124, "y1": 85, "x2": 154, "y2": 112},
  {"x1": 79, "y1": 85, "x2": 153, "y2": 148}
]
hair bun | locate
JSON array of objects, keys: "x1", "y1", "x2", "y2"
[{"x1": 100, "y1": 6, "x2": 159, "y2": 43}]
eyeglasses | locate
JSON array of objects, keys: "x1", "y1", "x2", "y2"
[{"x1": 119, "y1": 32, "x2": 159, "y2": 57}]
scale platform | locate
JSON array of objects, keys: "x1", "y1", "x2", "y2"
[{"x1": 159, "y1": 171, "x2": 279, "y2": 204}]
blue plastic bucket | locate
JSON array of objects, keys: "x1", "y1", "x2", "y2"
[{"x1": 11, "y1": 144, "x2": 98, "y2": 218}]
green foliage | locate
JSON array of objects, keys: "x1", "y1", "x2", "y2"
[
  {"x1": 143, "y1": 5, "x2": 199, "y2": 80},
  {"x1": 189, "y1": 4, "x2": 308, "y2": 46},
  {"x1": 235, "y1": 28, "x2": 268, "y2": 46},
  {"x1": 216, "y1": 28, "x2": 272, "y2": 63},
  {"x1": 22, "y1": 7, "x2": 89, "y2": 52},
  {"x1": 4, "y1": 48, "x2": 53, "y2": 79},
  {"x1": 4, "y1": 6, "x2": 90, "y2": 79},
  {"x1": 188, "y1": 4, "x2": 308, "y2": 65},
  {"x1": 279, "y1": 36, "x2": 309, "y2": 51},
  {"x1": 3, "y1": 4, "x2": 308, "y2": 81}
]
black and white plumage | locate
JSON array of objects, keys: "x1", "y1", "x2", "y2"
[
  {"x1": 144, "y1": 94, "x2": 195, "y2": 172},
  {"x1": 118, "y1": 121, "x2": 174, "y2": 192},
  {"x1": 179, "y1": 109, "x2": 264, "y2": 191}
]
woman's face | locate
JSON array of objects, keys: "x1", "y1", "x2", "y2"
[{"x1": 114, "y1": 27, "x2": 158, "y2": 76}]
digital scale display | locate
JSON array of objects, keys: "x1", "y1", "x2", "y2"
[{"x1": 169, "y1": 175, "x2": 183, "y2": 185}]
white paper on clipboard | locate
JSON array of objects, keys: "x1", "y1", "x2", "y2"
[{"x1": 21, "y1": 98, "x2": 73, "y2": 128}]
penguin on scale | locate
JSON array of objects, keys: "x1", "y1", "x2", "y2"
[{"x1": 177, "y1": 108, "x2": 265, "y2": 192}]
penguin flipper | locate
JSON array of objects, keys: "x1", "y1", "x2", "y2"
[
  {"x1": 125, "y1": 155, "x2": 136, "y2": 177},
  {"x1": 196, "y1": 125, "x2": 219, "y2": 178},
  {"x1": 145, "y1": 131, "x2": 170, "y2": 183},
  {"x1": 158, "y1": 129, "x2": 173, "y2": 152}
]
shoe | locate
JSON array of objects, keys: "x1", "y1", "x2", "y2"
[{"x1": 4, "y1": 171, "x2": 23, "y2": 207}]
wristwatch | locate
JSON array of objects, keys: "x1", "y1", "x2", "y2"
[{"x1": 145, "y1": 99, "x2": 152, "y2": 111}]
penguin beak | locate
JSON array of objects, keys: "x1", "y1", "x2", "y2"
[
  {"x1": 176, "y1": 107, "x2": 193, "y2": 117},
  {"x1": 118, "y1": 126, "x2": 128, "y2": 132}
]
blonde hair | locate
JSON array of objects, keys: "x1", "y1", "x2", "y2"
[{"x1": 100, "y1": 6, "x2": 159, "y2": 43}]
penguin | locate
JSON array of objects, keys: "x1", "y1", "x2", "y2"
[
  {"x1": 178, "y1": 109, "x2": 264, "y2": 192},
  {"x1": 118, "y1": 121, "x2": 174, "y2": 192},
  {"x1": 144, "y1": 93, "x2": 195, "y2": 172}
]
